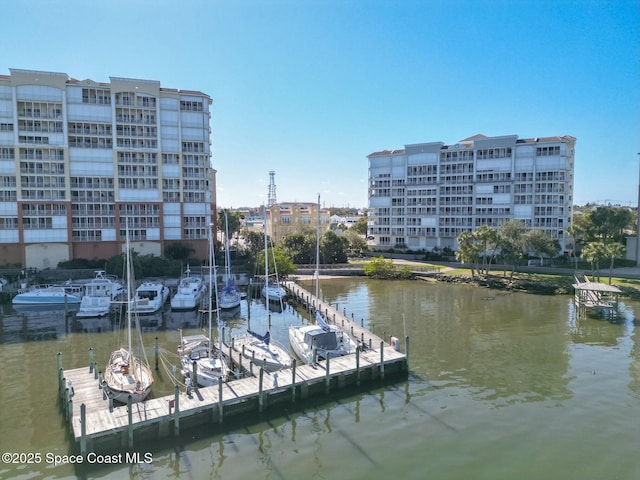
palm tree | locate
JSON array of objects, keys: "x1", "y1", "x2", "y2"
[
  {"x1": 581, "y1": 242, "x2": 606, "y2": 282},
  {"x1": 604, "y1": 243, "x2": 625, "y2": 285}
]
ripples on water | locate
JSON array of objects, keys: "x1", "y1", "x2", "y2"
[{"x1": 0, "y1": 278, "x2": 639, "y2": 479}]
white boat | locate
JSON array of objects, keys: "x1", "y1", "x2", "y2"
[
  {"x1": 219, "y1": 210, "x2": 242, "y2": 310},
  {"x1": 12, "y1": 284, "x2": 83, "y2": 306},
  {"x1": 76, "y1": 271, "x2": 124, "y2": 318},
  {"x1": 232, "y1": 329, "x2": 292, "y2": 372},
  {"x1": 131, "y1": 281, "x2": 170, "y2": 315},
  {"x1": 171, "y1": 265, "x2": 205, "y2": 311},
  {"x1": 260, "y1": 208, "x2": 287, "y2": 303},
  {"x1": 289, "y1": 194, "x2": 357, "y2": 364},
  {"x1": 289, "y1": 311, "x2": 357, "y2": 364},
  {"x1": 103, "y1": 225, "x2": 153, "y2": 404},
  {"x1": 178, "y1": 225, "x2": 229, "y2": 388}
]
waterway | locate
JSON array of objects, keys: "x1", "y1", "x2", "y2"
[{"x1": 0, "y1": 278, "x2": 638, "y2": 479}]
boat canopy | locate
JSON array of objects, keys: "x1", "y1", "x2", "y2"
[{"x1": 303, "y1": 329, "x2": 338, "y2": 350}]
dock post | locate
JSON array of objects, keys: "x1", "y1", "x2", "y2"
[
  {"x1": 356, "y1": 348, "x2": 360, "y2": 386},
  {"x1": 173, "y1": 385, "x2": 180, "y2": 436},
  {"x1": 67, "y1": 395, "x2": 73, "y2": 427},
  {"x1": 291, "y1": 359, "x2": 297, "y2": 403},
  {"x1": 127, "y1": 395, "x2": 133, "y2": 448},
  {"x1": 369, "y1": 338, "x2": 372, "y2": 350},
  {"x1": 404, "y1": 336, "x2": 410, "y2": 371},
  {"x1": 64, "y1": 387, "x2": 69, "y2": 418},
  {"x1": 325, "y1": 353, "x2": 331, "y2": 394},
  {"x1": 94, "y1": 362, "x2": 98, "y2": 380},
  {"x1": 361, "y1": 332, "x2": 364, "y2": 347},
  {"x1": 351, "y1": 325, "x2": 354, "y2": 337},
  {"x1": 218, "y1": 381, "x2": 223, "y2": 423},
  {"x1": 361, "y1": 318, "x2": 364, "y2": 327},
  {"x1": 250, "y1": 361, "x2": 254, "y2": 377},
  {"x1": 380, "y1": 341, "x2": 385, "y2": 380},
  {"x1": 312, "y1": 337, "x2": 317, "y2": 365},
  {"x1": 80, "y1": 403, "x2": 87, "y2": 455},
  {"x1": 191, "y1": 360, "x2": 198, "y2": 390},
  {"x1": 58, "y1": 369, "x2": 64, "y2": 398},
  {"x1": 57, "y1": 352, "x2": 62, "y2": 393},
  {"x1": 258, "y1": 368, "x2": 264, "y2": 413},
  {"x1": 88, "y1": 347, "x2": 94, "y2": 373},
  {"x1": 155, "y1": 337, "x2": 159, "y2": 370}
]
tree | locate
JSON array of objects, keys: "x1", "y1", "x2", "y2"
[
  {"x1": 321, "y1": 231, "x2": 349, "y2": 264},
  {"x1": 344, "y1": 229, "x2": 368, "y2": 257},
  {"x1": 363, "y1": 256, "x2": 396, "y2": 278},
  {"x1": 588, "y1": 206, "x2": 633, "y2": 245},
  {"x1": 498, "y1": 220, "x2": 528, "y2": 279},
  {"x1": 523, "y1": 229, "x2": 559, "y2": 263},
  {"x1": 475, "y1": 225, "x2": 500, "y2": 275},
  {"x1": 243, "y1": 230, "x2": 265, "y2": 257},
  {"x1": 604, "y1": 242, "x2": 625, "y2": 285},
  {"x1": 455, "y1": 231, "x2": 481, "y2": 276},
  {"x1": 164, "y1": 242, "x2": 195, "y2": 261},
  {"x1": 218, "y1": 210, "x2": 242, "y2": 245},
  {"x1": 581, "y1": 242, "x2": 606, "y2": 281},
  {"x1": 281, "y1": 233, "x2": 315, "y2": 264},
  {"x1": 351, "y1": 216, "x2": 368, "y2": 235},
  {"x1": 256, "y1": 245, "x2": 296, "y2": 278}
]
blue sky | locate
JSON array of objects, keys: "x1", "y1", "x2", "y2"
[{"x1": 3, "y1": 0, "x2": 638, "y2": 209}]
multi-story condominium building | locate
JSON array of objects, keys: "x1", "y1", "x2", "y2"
[
  {"x1": 266, "y1": 202, "x2": 330, "y2": 244},
  {"x1": 367, "y1": 134, "x2": 575, "y2": 252},
  {"x1": 0, "y1": 68, "x2": 214, "y2": 269}
]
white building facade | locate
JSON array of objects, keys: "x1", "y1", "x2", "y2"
[
  {"x1": 0, "y1": 69, "x2": 214, "y2": 269},
  {"x1": 367, "y1": 134, "x2": 576, "y2": 252}
]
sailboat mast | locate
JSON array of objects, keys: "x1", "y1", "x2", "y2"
[
  {"x1": 264, "y1": 205, "x2": 269, "y2": 305},
  {"x1": 315, "y1": 193, "x2": 320, "y2": 300},
  {"x1": 125, "y1": 218, "x2": 132, "y2": 355},
  {"x1": 224, "y1": 210, "x2": 231, "y2": 281},
  {"x1": 208, "y1": 223, "x2": 214, "y2": 358}
]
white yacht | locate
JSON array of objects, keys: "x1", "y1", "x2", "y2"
[
  {"x1": 131, "y1": 281, "x2": 170, "y2": 315},
  {"x1": 76, "y1": 271, "x2": 123, "y2": 319},
  {"x1": 170, "y1": 266, "x2": 205, "y2": 311}
]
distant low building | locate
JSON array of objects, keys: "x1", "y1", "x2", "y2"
[{"x1": 267, "y1": 202, "x2": 330, "y2": 243}]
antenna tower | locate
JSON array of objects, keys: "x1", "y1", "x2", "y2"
[{"x1": 268, "y1": 170, "x2": 277, "y2": 207}]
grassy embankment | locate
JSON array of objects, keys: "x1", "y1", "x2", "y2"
[{"x1": 350, "y1": 258, "x2": 640, "y2": 299}]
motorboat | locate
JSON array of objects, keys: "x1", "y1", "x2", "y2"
[
  {"x1": 170, "y1": 266, "x2": 205, "y2": 311},
  {"x1": 12, "y1": 284, "x2": 83, "y2": 306},
  {"x1": 76, "y1": 271, "x2": 124, "y2": 318},
  {"x1": 232, "y1": 329, "x2": 292, "y2": 372},
  {"x1": 131, "y1": 281, "x2": 169, "y2": 315}
]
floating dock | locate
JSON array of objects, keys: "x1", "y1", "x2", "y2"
[{"x1": 57, "y1": 281, "x2": 408, "y2": 454}]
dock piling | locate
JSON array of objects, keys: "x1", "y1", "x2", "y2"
[
  {"x1": 127, "y1": 395, "x2": 133, "y2": 448},
  {"x1": 173, "y1": 385, "x2": 180, "y2": 436}
]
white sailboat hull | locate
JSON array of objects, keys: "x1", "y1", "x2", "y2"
[
  {"x1": 233, "y1": 333, "x2": 292, "y2": 371},
  {"x1": 103, "y1": 348, "x2": 153, "y2": 403}
]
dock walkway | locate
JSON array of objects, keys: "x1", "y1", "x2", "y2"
[{"x1": 58, "y1": 281, "x2": 408, "y2": 454}]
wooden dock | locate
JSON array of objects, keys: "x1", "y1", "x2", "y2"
[
  {"x1": 57, "y1": 281, "x2": 408, "y2": 454},
  {"x1": 572, "y1": 273, "x2": 621, "y2": 318}
]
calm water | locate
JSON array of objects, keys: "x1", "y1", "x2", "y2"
[{"x1": 0, "y1": 278, "x2": 638, "y2": 479}]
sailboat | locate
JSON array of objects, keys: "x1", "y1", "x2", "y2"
[
  {"x1": 178, "y1": 224, "x2": 229, "y2": 387},
  {"x1": 289, "y1": 194, "x2": 356, "y2": 364},
  {"x1": 102, "y1": 224, "x2": 154, "y2": 404},
  {"x1": 261, "y1": 206, "x2": 286, "y2": 303},
  {"x1": 218, "y1": 210, "x2": 241, "y2": 310}
]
